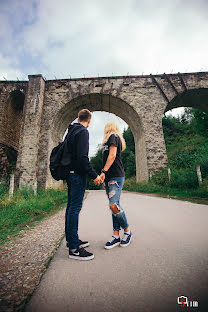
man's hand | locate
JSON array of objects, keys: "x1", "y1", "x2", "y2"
[
  {"x1": 94, "y1": 175, "x2": 102, "y2": 185},
  {"x1": 100, "y1": 172, "x2": 105, "y2": 184}
]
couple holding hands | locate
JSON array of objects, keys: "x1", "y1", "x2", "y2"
[{"x1": 65, "y1": 109, "x2": 132, "y2": 261}]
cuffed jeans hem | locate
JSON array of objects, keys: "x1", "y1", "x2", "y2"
[
  {"x1": 120, "y1": 223, "x2": 129, "y2": 230},
  {"x1": 68, "y1": 243, "x2": 79, "y2": 249}
]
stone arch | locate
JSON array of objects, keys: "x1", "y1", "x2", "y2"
[
  {"x1": 0, "y1": 89, "x2": 25, "y2": 181},
  {"x1": 1, "y1": 73, "x2": 206, "y2": 189},
  {"x1": 6, "y1": 90, "x2": 25, "y2": 150},
  {"x1": 161, "y1": 87, "x2": 208, "y2": 183},
  {"x1": 165, "y1": 88, "x2": 208, "y2": 113},
  {"x1": 44, "y1": 93, "x2": 148, "y2": 187}
]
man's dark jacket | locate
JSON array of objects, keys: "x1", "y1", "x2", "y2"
[{"x1": 66, "y1": 122, "x2": 97, "y2": 180}]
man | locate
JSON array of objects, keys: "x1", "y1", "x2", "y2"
[{"x1": 65, "y1": 109, "x2": 101, "y2": 261}]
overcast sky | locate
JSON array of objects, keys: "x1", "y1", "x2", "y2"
[{"x1": 0, "y1": 0, "x2": 207, "y2": 156}]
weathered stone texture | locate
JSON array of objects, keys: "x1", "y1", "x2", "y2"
[
  {"x1": 15, "y1": 76, "x2": 45, "y2": 188},
  {"x1": 0, "y1": 72, "x2": 208, "y2": 188},
  {"x1": 0, "y1": 82, "x2": 26, "y2": 152}
]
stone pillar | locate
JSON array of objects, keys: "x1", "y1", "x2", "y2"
[
  {"x1": 134, "y1": 128, "x2": 148, "y2": 182},
  {"x1": 16, "y1": 75, "x2": 45, "y2": 188},
  {"x1": 142, "y1": 117, "x2": 168, "y2": 179}
]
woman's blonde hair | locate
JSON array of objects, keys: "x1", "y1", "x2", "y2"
[{"x1": 102, "y1": 121, "x2": 126, "y2": 151}]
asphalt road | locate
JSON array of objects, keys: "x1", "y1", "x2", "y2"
[{"x1": 25, "y1": 190, "x2": 208, "y2": 312}]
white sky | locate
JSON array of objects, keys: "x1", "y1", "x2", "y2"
[
  {"x1": 0, "y1": 0, "x2": 207, "y2": 155},
  {"x1": 66, "y1": 108, "x2": 183, "y2": 157}
]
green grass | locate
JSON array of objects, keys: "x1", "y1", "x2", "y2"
[
  {"x1": 124, "y1": 176, "x2": 208, "y2": 201},
  {"x1": 122, "y1": 132, "x2": 208, "y2": 201},
  {"x1": 166, "y1": 134, "x2": 208, "y2": 173},
  {"x1": 0, "y1": 185, "x2": 67, "y2": 245}
]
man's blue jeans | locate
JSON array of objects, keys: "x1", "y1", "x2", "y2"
[
  {"x1": 65, "y1": 173, "x2": 86, "y2": 249},
  {"x1": 105, "y1": 177, "x2": 129, "y2": 231}
]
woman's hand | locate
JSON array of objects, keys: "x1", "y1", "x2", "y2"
[
  {"x1": 94, "y1": 175, "x2": 102, "y2": 185},
  {"x1": 100, "y1": 172, "x2": 105, "y2": 183}
]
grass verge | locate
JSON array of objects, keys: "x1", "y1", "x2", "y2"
[
  {"x1": 0, "y1": 186, "x2": 67, "y2": 245},
  {"x1": 124, "y1": 177, "x2": 208, "y2": 204}
]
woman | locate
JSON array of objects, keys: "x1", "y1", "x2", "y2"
[{"x1": 100, "y1": 121, "x2": 132, "y2": 249}]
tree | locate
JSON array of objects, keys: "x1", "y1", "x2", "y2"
[
  {"x1": 125, "y1": 151, "x2": 136, "y2": 177},
  {"x1": 180, "y1": 107, "x2": 193, "y2": 124},
  {"x1": 123, "y1": 127, "x2": 135, "y2": 153},
  {"x1": 192, "y1": 109, "x2": 208, "y2": 137},
  {"x1": 90, "y1": 148, "x2": 103, "y2": 174}
]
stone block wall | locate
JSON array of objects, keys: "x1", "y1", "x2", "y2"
[
  {"x1": 0, "y1": 82, "x2": 26, "y2": 151},
  {"x1": 0, "y1": 81, "x2": 27, "y2": 181},
  {"x1": 16, "y1": 75, "x2": 45, "y2": 188},
  {"x1": 1, "y1": 72, "x2": 208, "y2": 188}
]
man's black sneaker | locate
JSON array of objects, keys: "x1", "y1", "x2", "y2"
[
  {"x1": 69, "y1": 247, "x2": 94, "y2": 261},
  {"x1": 79, "y1": 239, "x2": 90, "y2": 248},
  {"x1": 66, "y1": 239, "x2": 90, "y2": 249}
]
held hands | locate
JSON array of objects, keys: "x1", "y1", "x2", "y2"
[
  {"x1": 93, "y1": 172, "x2": 105, "y2": 186},
  {"x1": 94, "y1": 175, "x2": 102, "y2": 186},
  {"x1": 100, "y1": 172, "x2": 105, "y2": 184}
]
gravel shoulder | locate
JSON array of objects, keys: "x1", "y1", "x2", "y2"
[{"x1": 0, "y1": 205, "x2": 66, "y2": 312}]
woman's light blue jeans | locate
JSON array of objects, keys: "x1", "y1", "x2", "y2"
[{"x1": 105, "y1": 177, "x2": 129, "y2": 231}]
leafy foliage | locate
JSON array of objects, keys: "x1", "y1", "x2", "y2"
[
  {"x1": 192, "y1": 109, "x2": 208, "y2": 137},
  {"x1": 122, "y1": 127, "x2": 136, "y2": 177},
  {"x1": 88, "y1": 108, "x2": 208, "y2": 193},
  {"x1": 123, "y1": 176, "x2": 208, "y2": 199},
  {"x1": 90, "y1": 148, "x2": 103, "y2": 174}
]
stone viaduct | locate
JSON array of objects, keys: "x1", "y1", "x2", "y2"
[{"x1": 0, "y1": 72, "x2": 208, "y2": 189}]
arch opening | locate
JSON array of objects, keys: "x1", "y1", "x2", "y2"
[
  {"x1": 48, "y1": 93, "x2": 148, "y2": 185},
  {"x1": 5, "y1": 89, "x2": 25, "y2": 151},
  {"x1": 9, "y1": 90, "x2": 25, "y2": 112},
  {"x1": 51, "y1": 94, "x2": 142, "y2": 143},
  {"x1": 63, "y1": 111, "x2": 129, "y2": 157},
  {"x1": 0, "y1": 90, "x2": 25, "y2": 181},
  {"x1": 165, "y1": 88, "x2": 208, "y2": 114},
  {"x1": 162, "y1": 88, "x2": 208, "y2": 188}
]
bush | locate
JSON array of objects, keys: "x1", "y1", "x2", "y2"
[
  {"x1": 150, "y1": 168, "x2": 169, "y2": 186},
  {"x1": 170, "y1": 168, "x2": 198, "y2": 189},
  {"x1": 169, "y1": 148, "x2": 198, "y2": 169},
  {"x1": 123, "y1": 175, "x2": 208, "y2": 199},
  {"x1": 123, "y1": 177, "x2": 164, "y2": 193},
  {"x1": 125, "y1": 151, "x2": 136, "y2": 177},
  {"x1": 199, "y1": 157, "x2": 208, "y2": 180},
  {"x1": 193, "y1": 180, "x2": 208, "y2": 198}
]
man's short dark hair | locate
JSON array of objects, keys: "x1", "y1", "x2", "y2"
[{"x1": 78, "y1": 109, "x2": 92, "y2": 122}]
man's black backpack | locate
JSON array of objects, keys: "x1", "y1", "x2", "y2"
[{"x1": 49, "y1": 133, "x2": 74, "y2": 181}]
